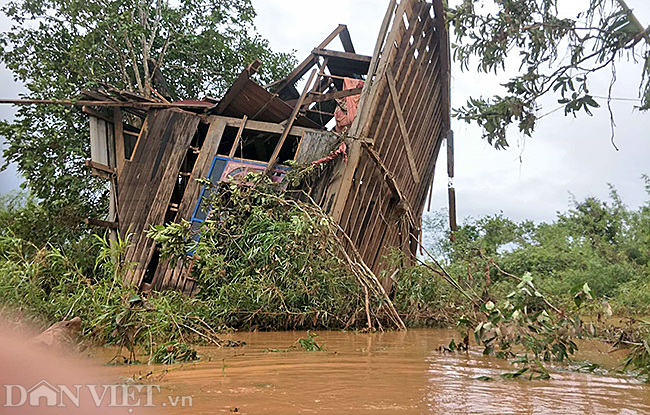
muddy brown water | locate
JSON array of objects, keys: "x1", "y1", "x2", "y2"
[{"x1": 92, "y1": 329, "x2": 650, "y2": 414}]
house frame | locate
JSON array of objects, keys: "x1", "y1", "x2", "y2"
[{"x1": 84, "y1": 0, "x2": 453, "y2": 294}]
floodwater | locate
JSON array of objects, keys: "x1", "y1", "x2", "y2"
[{"x1": 95, "y1": 329, "x2": 650, "y2": 414}]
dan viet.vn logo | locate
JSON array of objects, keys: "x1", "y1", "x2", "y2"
[{"x1": 4, "y1": 380, "x2": 193, "y2": 409}]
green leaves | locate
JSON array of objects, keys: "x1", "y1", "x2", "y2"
[
  {"x1": 296, "y1": 331, "x2": 325, "y2": 352},
  {"x1": 0, "y1": 0, "x2": 296, "y2": 217},
  {"x1": 570, "y1": 282, "x2": 593, "y2": 308},
  {"x1": 148, "y1": 183, "x2": 370, "y2": 330},
  {"x1": 448, "y1": 0, "x2": 649, "y2": 148}
]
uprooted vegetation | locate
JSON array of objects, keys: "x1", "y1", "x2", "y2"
[{"x1": 147, "y1": 175, "x2": 404, "y2": 331}]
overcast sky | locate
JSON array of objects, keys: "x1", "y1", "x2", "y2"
[{"x1": 1, "y1": 0, "x2": 649, "y2": 225}]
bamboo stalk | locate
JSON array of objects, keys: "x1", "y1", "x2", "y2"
[{"x1": 0, "y1": 98, "x2": 215, "y2": 109}]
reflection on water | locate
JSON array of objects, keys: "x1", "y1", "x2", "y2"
[{"x1": 95, "y1": 330, "x2": 650, "y2": 414}]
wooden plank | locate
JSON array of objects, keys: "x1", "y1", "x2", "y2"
[
  {"x1": 447, "y1": 129, "x2": 454, "y2": 178},
  {"x1": 0, "y1": 99, "x2": 216, "y2": 109},
  {"x1": 273, "y1": 25, "x2": 348, "y2": 94},
  {"x1": 129, "y1": 112, "x2": 201, "y2": 288},
  {"x1": 274, "y1": 54, "x2": 317, "y2": 95},
  {"x1": 385, "y1": 68, "x2": 420, "y2": 183},
  {"x1": 339, "y1": 25, "x2": 356, "y2": 53},
  {"x1": 309, "y1": 57, "x2": 329, "y2": 96},
  {"x1": 347, "y1": 6, "x2": 430, "y2": 240},
  {"x1": 356, "y1": 0, "x2": 412, "y2": 139},
  {"x1": 83, "y1": 106, "x2": 113, "y2": 123},
  {"x1": 328, "y1": 0, "x2": 402, "y2": 224},
  {"x1": 213, "y1": 60, "x2": 261, "y2": 115},
  {"x1": 349, "y1": 0, "x2": 397, "y2": 135},
  {"x1": 229, "y1": 115, "x2": 248, "y2": 158},
  {"x1": 216, "y1": 115, "x2": 320, "y2": 137},
  {"x1": 312, "y1": 48, "x2": 372, "y2": 64},
  {"x1": 357, "y1": 5, "x2": 438, "y2": 265},
  {"x1": 119, "y1": 111, "x2": 179, "y2": 284},
  {"x1": 85, "y1": 218, "x2": 118, "y2": 229},
  {"x1": 265, "y1": 69, "x2": 318, "y2": 174},
  {"x1": 113, "y1": 107, "x2": 126, "y2": 175},
  {"x1": 448, "y1": 187, "x2": 457, "y2": 232},
  {"x1": 316, "y1": 25, "x2": 347, "y2": 49},
  {"x1": 300, "y1": 87, "x2": 363, "y2": 106},
  {"x1": 85, "y1": 159, "x2": 116, "y2": 175},
  {"x1": 175, "y1": 119, "x2": 227, "y2": 223},
  {"x1": 433, "y1": 0, "x2": 451, "y2": 133},
  {"x1": 354, "y1": 7, "x2": 431, "y2": 240},
  {"x1": 361, "y1": 143, "x2": 404, "y2": 201}
]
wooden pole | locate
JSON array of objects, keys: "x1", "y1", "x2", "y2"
[
  {"x1": 264, "y1": 69, "x2": 318, "y2": 174},
  {"x1": 229, "y1": 115, "x2": 248, "y2": 158},
  {"x1": 446, "y1": 130, "x2": 457, "y2": 238},
  {"x1": 0, "y1": 98, "x2": 215, "y2": 110},
  {"x1": 113, "y1": 107, "x2": 126, "y2": 176}
]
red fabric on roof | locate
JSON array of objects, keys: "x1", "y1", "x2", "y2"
[{"x1": 334, "y1": 78, "x2": 364, "y2": 133}]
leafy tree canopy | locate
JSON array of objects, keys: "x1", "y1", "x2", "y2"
[
  {"x1": 0, "y1": 0, "x2": 296, "y2": 217},
  {"x1": 447, "y1": 0, "x2": 649, "y2": 149}
]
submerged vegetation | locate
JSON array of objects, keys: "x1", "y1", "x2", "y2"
[{"x1": 0, "y1": 177, "x2": 649, "y2": 379}]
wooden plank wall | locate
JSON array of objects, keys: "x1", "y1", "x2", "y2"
[
  {"x1": 119, "y1": 109, "x2": 201, "y2": 289},
  {"x1": 323, "y1": 0, "x2": 450, "y2": 282},
  {"x1": 150, "y1": 117, "x2": 228, "y2": 294}
]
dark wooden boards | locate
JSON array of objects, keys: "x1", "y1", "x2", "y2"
[
  {"x1": 118, "y1": 109, "x2": 201, "y2": 288},
  {"x1": 312, "y1": 0, "x2": 451, "y2": 282}
]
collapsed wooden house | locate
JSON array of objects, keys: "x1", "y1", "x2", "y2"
[{"x1": 83, "y1": 0, "x2": 453, "y2": 295}]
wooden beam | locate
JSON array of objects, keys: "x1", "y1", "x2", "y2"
[
  {"x1": 273, "y1": 54, "x2": 317, "y2": 95},
  {"x1": 447, "y1": 130, "x2": 454, "y2": 178},
  {"x1": 299, "y1": 87, "x2": 364, "y2": 106},
  {"x1": 265, "y1": 69, "x2": 318, "y2": 174},
  {"x1": 213, "y1": 115, "x2": 321, "y2": 137},
  {"x1": 0, "y1": 99, "x2": 215, "y2": 110},
  {"x1": 85, "y1": 159, "x2": 116, "y2": 175},
  {"x1": 229, "y1": 115, "x2": 248, "y2": 157},
  {"x1": 113, "y1": 107, "x2": 126, "y2": 175},
  {"x1": 317, "y1": 25, "x2": 347, "y2": 49},
  {"x1": 272, "y1": 25, "x2": 359, "y2": 95},
  {"x1": 82, "y1": 106, "x2": 113, "y2": 123},
  {"x1": 329, "y1": 1, "x2": 397, "y2": 222},
  {"x1": 308, "y1": 57, "x2": 329, "y2": 96},
  {"x1": 85, "y1": 218, "x2": 118, "y2": 229},
  {"x1": 385, "y1": 69, "x2": 420, "y2": 183},
  {"x1": 361, "y1": 142, "x2": 404, "y2": 202},
  {"x1": 339, "y1": 25, "x2": 356, "y2": 53},
  {"x1": 433, "y1": 0, "x2": 451, "y2": 133},
  {"x1": 448, "y1": 187, "x2": 458, "y2": 233},
  {"x1": 312, "y1": 48, "x2": 372, "y2": 64},
  {"x1": 446, "y1": 129, "x2": 457, "y2": 234}
]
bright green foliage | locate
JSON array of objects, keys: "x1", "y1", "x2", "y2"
[
  {"x1": 427, "y1": 178, "x2": 650, "y2": 315},
  {"x1": 148, "y1": 180, "x2": 373, "y2": 330},
  {"x1": 150, "y1": 341, "x2": 198, "y2": 364},
  {"x1": 448, "y1": 0, "x2": 650, "y2": 148},
  {"x1": 0, "y1": 0, "x2": 296, "y2": 217},
  {"x1": 621, "y1": 320, "x2": 650, "y2": 381},
  {"x1": 296, "y1": 331, "x2": 325, "y2": 352},
  {"x1": 0, "y1": 191, "x2": 91, "y2": 249},
  {"x1": 390, "y1": 254, "x2": 470, "y2": 327},
  {"x1": 0, "y1": 214, "x2": 226, "y2": 363}
]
